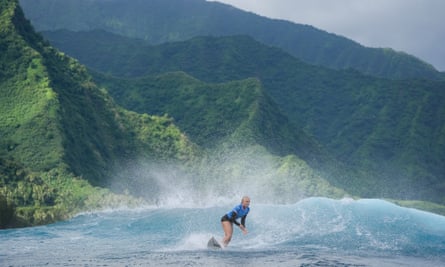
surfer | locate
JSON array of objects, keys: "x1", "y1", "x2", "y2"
[{"x1": 220, "y1": 196, "x2": 250, "y2": 247}]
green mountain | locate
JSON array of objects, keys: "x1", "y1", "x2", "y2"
[
  {"x1": 100, "y1": 70, "x2": 349, "y2": 203},
  {"x1": 2, "y1": 0, "x2": 353, "y2": 228},
  {"x1": 93, "y1": 71, "x2": 328, "y2": 163},
  {"x1": 19, "y1": 0, "x2": 443, "y2": 80},
  {"x1": 2, "y1": 0, "x2": 444, "y2": 228},
  {"x1": 0, "y1": 0, "x2": 199, "y2": 227},
  {"x1": 42, "y1": 29, "x2": 445, "y2": 203}
]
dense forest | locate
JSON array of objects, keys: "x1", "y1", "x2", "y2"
[
  {"x1": 20, "y1": 0, "x2": 445, "y2": 81},
  {"x1": 42, "y1": 30, "x2": 445, "y2": 202},
  {"x1": 1, "y1": 0, "x2": 199, "y2": 227}
]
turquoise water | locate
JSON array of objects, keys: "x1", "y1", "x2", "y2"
[{"x1": 1, "y1": 197, "x2": 445, "y2": 266}]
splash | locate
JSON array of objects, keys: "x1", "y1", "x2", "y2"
[{"x1": 109, "y1": 146, "x2": 344, "y2": 208}]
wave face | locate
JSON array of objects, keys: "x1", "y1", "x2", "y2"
[{"x1": 1, "y1": 198, "x2": 445, "y2": 266}]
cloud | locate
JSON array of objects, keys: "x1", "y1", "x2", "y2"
[{"x1": 209, "y1": 0, "x2": 445, "y2": 71}]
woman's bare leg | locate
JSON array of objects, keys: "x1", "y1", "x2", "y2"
[{"x1": 221, "y1": 221, "x2": 233, "y2": 247}]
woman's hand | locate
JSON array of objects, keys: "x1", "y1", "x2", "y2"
[{"x1": 239, "y1": 225, "x2": 248, "y2": 235}]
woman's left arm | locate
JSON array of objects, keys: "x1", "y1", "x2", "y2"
[
  {"x1": 239, "y1": 215, "x2": 248, "y2": 234},
  {"x1": 240, "y1": 215, "x2": 247, "y2": 227}
]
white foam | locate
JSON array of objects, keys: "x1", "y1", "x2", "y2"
[{"x1": 170, "y1": 232, "x2": 214, "y2": 251}]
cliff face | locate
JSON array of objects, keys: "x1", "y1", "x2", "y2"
[{"x1": 0, "y1": 0, "x2": 198, "y2": 227}]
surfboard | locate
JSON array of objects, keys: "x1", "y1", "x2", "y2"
[{"x1": 207, "y1": 236, "x2": 223, "y2": 249}]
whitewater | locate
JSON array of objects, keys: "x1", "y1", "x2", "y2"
[{"x1": 1, "y1": 197, "x2": 445, "y2": 266}]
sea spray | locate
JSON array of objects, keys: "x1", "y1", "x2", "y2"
[{"x1": 109, "y1": 146, "x2": 345, "y2": 208}]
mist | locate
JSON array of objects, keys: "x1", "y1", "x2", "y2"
[{"x1": 109, "y1": 145, "x2": 345, "y2": 207}]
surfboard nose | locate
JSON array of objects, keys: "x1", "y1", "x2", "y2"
[{"x1": 207, "y1": 236, "x2": 223, "y2": 249}]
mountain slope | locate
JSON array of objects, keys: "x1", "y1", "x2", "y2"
[
  {"x1": 45, "y1": 30, "x2": 445, "y2": 202},
  {"x1": 0, "y1": 5, "x2": 196, "y2": 185},
  {"x1": 93, "y1": 70, "x2": 348, "y2": 203},
  {"x1": 19, "y1": 0, "x2": 443, "y2": 80},
  {"x1": 1, "y1": 0, "x2": 351, "y2": 228},
  {"x1": 0, "y1": 0, "x2": 198, "y2": 227},
  {"x1": 93, "y1": 71, "x2": 328, "y2": 164}
]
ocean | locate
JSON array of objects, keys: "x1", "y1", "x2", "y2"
[{"x1": 1, "y1": 197, "x2": 445, "y2": 266}]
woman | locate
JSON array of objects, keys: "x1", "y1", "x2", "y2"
[{"x1": 221, "y1": 196, "x2": 250, "y2": 247}]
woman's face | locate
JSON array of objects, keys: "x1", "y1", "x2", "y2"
[{"x1": 241, "y1": 197, "x2": 250, "y2": 208}]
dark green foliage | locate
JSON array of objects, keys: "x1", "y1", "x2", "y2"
[
  {"x1": 0, "y1": 0, "x2": 199, "y2": 227},
  {"x1": 94, "y1": 72, "x2": 259, "y2": 147},
  {"x1": 20, "y1": 0, "x2": 443, "y2": 80},
  {"x1": 0, "y1": 157, "x2": 65, "y2": 227},
  {"x1": 0, "y1": 193, "x2": 15, "y2": 228},
  {"x1": 93, "y1": 71, "x2": 331, "y2": 166},
  {"x1": 1, "y1": 0, "x2": 63, "y2": 172},
  {"x1": 93, "y1": 70, "x2": 349, "y2": 203},
  {"x1": 1, "y1": 0, "x2": 197, "y2": 184},
  {"x1": 51, "y1": 30, "x2": 445, "y2": 203}
]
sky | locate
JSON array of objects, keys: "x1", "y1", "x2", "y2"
[{"x1": 208, "y1": 0, "x2": 445, "y2": 71}]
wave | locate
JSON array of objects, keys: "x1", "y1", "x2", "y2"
[
  {"x1": 247, "y1": 198, "x2": 445, "y2": 255},
  {"x1": 1, "y1": 197, "x2": 444, "y2": 266},
  {"x1": 54, "y1": 198, "x2": 445, "y2": 252}
]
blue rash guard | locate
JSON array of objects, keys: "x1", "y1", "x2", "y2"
[{"x1": 224, "y1": 204, "x2": 250, "y2": 227}]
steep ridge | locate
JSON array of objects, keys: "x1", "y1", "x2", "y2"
[
  {"x1": 93, "y1": 71, "x2": 328, "y2": 164},
  {"x1": 95, "y1": 71, "x2": 348, "y2": 203},
  {"x1": 0, "y1": 1, "x2": 196, "y2": 185},
  {"x1": 0, "y1": 0, "x2": 198, "y2": 227},
  {"x1": 44, "y1": 30, "x2": 445, "y2": 202},
  {"x1": 19, "y1": 0, "x2": 443, "y2": 80}
]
